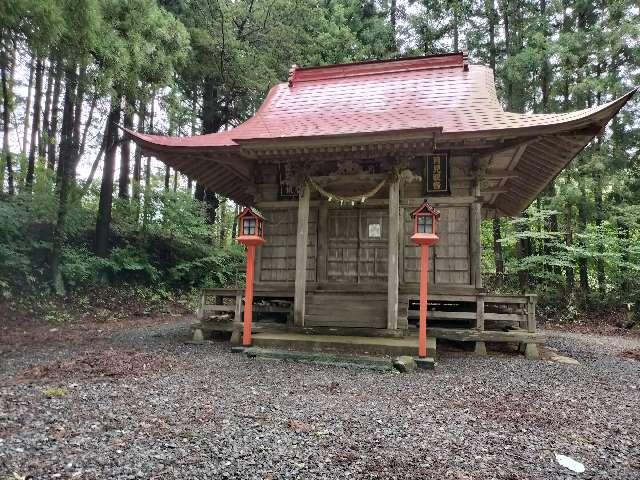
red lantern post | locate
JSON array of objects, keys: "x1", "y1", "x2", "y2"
[
  {"x1": 410, "y1": 202, "x2": 440, "y2": 359},
  {"x1": 235, "y1": 207, "x2": 266, "y2": 347}
]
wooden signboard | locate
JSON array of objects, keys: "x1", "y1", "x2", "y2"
[
  {"x1": 424, "y1": 153, "x2": 450, "y2": 195},
  {"x1": 278, "y1": 163, "x2": 298, "y2": 199}
]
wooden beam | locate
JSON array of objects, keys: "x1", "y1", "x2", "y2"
[
  {"x1": 294, "y1": 184, "x2": 310, "y2": 326},
  {"x1": 482, "y1": 188, "x2": 508, "y2": 195},
  {"x1": 387, "y1": 177, "x2": 400, "y2": 330},
  {"x1": 485, "y1": 169, "x2": 520, "y2": 179},
  {"x1": 460, "y1": 169, "x2": 520, "y2": 181},
  {"x1": 491, "y1": 142, "x2": 530, "y2": 203},
  {"x1": 476, "y1": 136, "x2": 541, "y2": 159}
]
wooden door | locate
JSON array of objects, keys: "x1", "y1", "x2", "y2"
[{"x1": 326, "y1": 207, "x2": 388, "y2": 284}]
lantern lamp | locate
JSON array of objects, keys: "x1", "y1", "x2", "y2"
[
  {"x1": 410, "y1": 201, "x2": 440, "y2": 363},
  {"x1": 237, "y1": 207, "x2": 265, "y2": 245},
  {"x1": 235, "y1": 207, "x2": 266, "y2": 347},
  {"x1": 411, "y1": 201, "x2": 439, "y2": 240}
]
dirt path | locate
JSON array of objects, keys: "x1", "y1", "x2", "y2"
[{"x1": 1, "y1": 319, "x2": 639, "y2": 479}]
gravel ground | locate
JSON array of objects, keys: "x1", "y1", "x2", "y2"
[{"x1": 1, "y1": 320, "x2": 639, "y2": 480}]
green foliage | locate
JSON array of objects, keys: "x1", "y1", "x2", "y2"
[
  {"x1": 481, "y1": 201, "x2": 640, "y2": 312},
  {"x1": 0, "y1": 181, "x2": 244, "y2": 295},
  {"x1": 42, "y1": 387, "x2": 68, "y2": 398}
]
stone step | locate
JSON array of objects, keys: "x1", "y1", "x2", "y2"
[
  {"x1": 243, "y1": 347, "x2": 395, "y2": 372},
  {"x1": 251, "y1": 332, "x2": 436, "y2": 358}
]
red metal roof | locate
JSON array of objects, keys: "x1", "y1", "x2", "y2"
[
  {"x1": 124, "y1": 53, "x2": 636, "y2": 211},
  {"x1": 126, "y1": 52, "x2": 635, "y2": 150}
]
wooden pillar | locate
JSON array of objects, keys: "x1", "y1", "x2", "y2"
[
  {"x1": 294, "y1": 183, "x2": 310, "y2": 326},
  {"x1": 469, "y1": 197, "x2": 483, "y2": 289},
  {"x1": 387, "y1": 177, "x2": 399, "y2": 330},
  {"x1": 316, "y1": 200, "x2": 328, "y2": 283}
]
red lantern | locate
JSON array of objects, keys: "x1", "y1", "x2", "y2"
[
  {"x1": 411, "y1": 201, "x2": 439, "y2": 238},
  {"x1": 236, "y1": 207, "x2": 266, "y2": 347},
  {"x1": 237, "y1": 207, "x2": 265, "y2": 246},
  {"x1": 410, "y1": 201, "x2": 440, "y2": 360}
]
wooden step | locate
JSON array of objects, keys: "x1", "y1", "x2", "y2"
[{"x1": 304, "y1": 292, "x2": 387, "y2": 328}]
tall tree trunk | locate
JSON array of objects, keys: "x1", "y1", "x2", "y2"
[
  {"x1": 576, "y1": 188, "x2": 590, "y2": 298},
  {"x1": 41, "y1": 60, "x2": 54, "y2": 162},
  {"x1": 173, "y1": 170, "x2": 177, "y2": 192},
  {"x1": 218, "y1": 198, "x2": 227, "y2": 245},
  {"x1": 187, "y1": 96, "x2": 196, "y2": 193},
  {"x1": 617, "y1": 218, "x2": 630, "y2": 298},
  {"x1": 95, "y1": 96, "x2": 122, "y2": 256},
  {"x1": 132, "y1": 98, "x2": 146, "y2": 204},
  {"x1": 486, "y1": 0, "x2": 497, "y2": 71},
  {"x1": 203, "y1": 190, "x2": 219, "y2": 224},
  {"x1": 564, "y1": 201, "x2": 575, "y2": 293},
  {"x1": 593, "y1": 172, "x2": 606, "y2": 294},
  {"x1": 142, "y1": 92, "x2": 155, "y2": 233},
  {"x1": 50, "y1": 64, "x2": 78, "y2": 294},
  {"x1": 543, "y1": 181, "x2": 561, "y2": 276},
  {"x1": 452, "y1": 8, "x2": 459, "y2": 52},
  {"x1": 232, "y1": 204, "x2": 240, "y2": 238},
  {"x1": 492, "y1": 217, "x2": 504, "y2": 284},
  {"x1": 516, "y1": 212, "x2": 531, "y2": 291},
  {"x1": 487, "y1": 0, "x2": 502, "y2": 286},
  {"x1": 78, "y1": 92, "x2": 97, "y2": 159},
  {"x1": 21, "y1": 57, "x2": 34, "y2": 156},
  {"x1": 164, "y1": 165, "x2": 170, "y2": 190},
  {"x1": 1, "y1": 58, "x2": 14, "y2": 194},
  {"x1": 538, "y1": 0, "x2": 550, "y2": 113},
  {"x1": 47, "y1": 62, "x2": 62, "y2": 171},
  {"x1": 195, "y1": 182, "x2": 205, "y2": 202},
  {"x1": 501, "y1": 0, "x2": 512, "y2": 109},
  {"x1": 26, "y1": 58, "x2": 44, "y2": 189},
  {"x1": 199, "y1": 76, "x2": 224, "y2": 222},
  {"x1": 80, "y1": 134, "x2": 106, "y2": 197},
  {"x1": 118, "y1": 99, "x2": 132, "y2": 199},
  {"x1": 71, "y1": 65, "x2": 86, "y2": 168},
  {"x1": 389, "y1": 0, "x2": 397, "y2": 52}
]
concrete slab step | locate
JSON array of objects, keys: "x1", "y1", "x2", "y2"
[
  {"x1": 243, "y1": 347, "x2": 395, "y2": 372},
  {"x1": 251, "y1": 332, "x2": 436, "y2": 357}
]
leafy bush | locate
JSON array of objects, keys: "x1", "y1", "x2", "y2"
[{"x1": 0, "y1": 184, "x2": 243, "y2": 296}]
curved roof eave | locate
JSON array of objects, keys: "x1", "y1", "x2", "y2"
[{"x1": 124, "y1": 88, "x2": 637, "y2": 154}]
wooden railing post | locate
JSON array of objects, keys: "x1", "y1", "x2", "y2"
[
  {"x1": 526, "y1": 294, "x2": 537, "y2": 333},
  {"x1": 196, "y1": 290, "x2": 205, "y2": 320},
  {"x1": 523, "y1": 293, "x2": 539, "y2": 359},
  {"x1": 474, "y1": 292, "x2": 486, "y2": 356},
  {"x1": 476, "y1": 293, "x2": 485, "y2": 331}
]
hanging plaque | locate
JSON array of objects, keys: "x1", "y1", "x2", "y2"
[
  {"x1": 424, "y1": 153, "x2": 450, "y2": 195},
  {"x1": 278, "y1": 163, "x2": 298, "y2": 199}
]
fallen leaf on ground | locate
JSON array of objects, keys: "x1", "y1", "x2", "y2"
[{"x1": 288, "y1": 419, "x2": 314, "y2": 433}]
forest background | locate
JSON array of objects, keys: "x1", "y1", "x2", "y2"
[{"x1": 1, "y1": 0, "x2": 638, "y2": 324}]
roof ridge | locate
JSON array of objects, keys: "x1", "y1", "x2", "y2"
[{"x1": 288, "y1": 52, "x2": 468, "y2": 87}]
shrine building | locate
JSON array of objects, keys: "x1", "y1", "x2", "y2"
[{"x1": 126, "y1": 52, "x2": 635, "y2": 358}]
